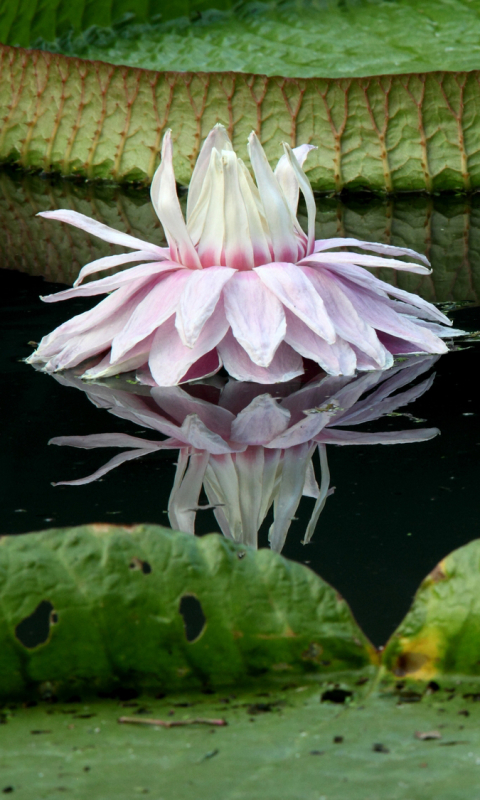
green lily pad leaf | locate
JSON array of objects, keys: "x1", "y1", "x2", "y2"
[
  {"x1": 4, "y1": 0, "x2": 480, "y2": 80},
  {"x1": 3, "y1": 171, "x2": 480, "y2": 304},
  {"x1": 2, "y1": 40, "x2": 480, "y2": 192},
  {"x1": 383, "y1": 539, "x2": 480, "y2": 682},
  {"x1": 0, "y1": 524, "x2": 376, "y2": 700},
  {"x1": 0, "y1": 0, "x2": 234, "y2": 48},
  {"x1": 3, "y1": 681, "x2": 480, "y2": 798}
]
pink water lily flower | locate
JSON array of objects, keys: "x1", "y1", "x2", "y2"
[
  {"x1": 28, "y1": 126, "x2": 460, "y2": 385},
  {"x1": 50, "y1": 355, "x2": 439, "y2": 552}
]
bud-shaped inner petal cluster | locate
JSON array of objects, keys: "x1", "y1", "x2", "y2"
[{"x1": 155, "y1": 124, "x2": 318, "y2": 270}]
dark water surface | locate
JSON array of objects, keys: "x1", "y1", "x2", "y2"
[{"x1": 1, "y1": 170, "x2": 479, "y2": 647}]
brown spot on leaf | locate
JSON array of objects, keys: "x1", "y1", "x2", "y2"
[
  {"x1": 428, "y1": 560, "x2": 447, "y2": 583},
  {"x1": 415, "y1": 730, "x2": 442, "y2": 740},
  {"x1": 394, "y1": 652, "x2": 430, "y2": 677}
]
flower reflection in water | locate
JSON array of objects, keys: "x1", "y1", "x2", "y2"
[{"x1": 48, "y1": 355, "x2": 440, "y2": 552}]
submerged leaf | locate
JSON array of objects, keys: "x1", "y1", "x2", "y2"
[{"x1": 3, "y1": 680, "x2": 480, "y2": 798}]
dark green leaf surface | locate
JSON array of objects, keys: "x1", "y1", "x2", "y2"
[
  {"x1": 2, "y1": 171, "x2": 479, "y2": 303},
  {"x1": 0, "y1": 524, "x2": 375, "y2": 700},
  {"x1": 0, "y1": 0, "x2": 235, "y2": 48},
  {"x1": 4, "y1": 0, "x2": 480, "y2": 79},
  {"x1": 383, "y1": 540, "x2": 480, "y2": 681},
  {"x1": 3, "y1": 682, "x2": 480, "y2": 799},
  {"x1": 2, "y1": 42, "x2": 480, "y2": 192}
]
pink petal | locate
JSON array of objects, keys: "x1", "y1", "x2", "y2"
[
  {"x1": 37, "y1": 210, "x2": 166, "y2": 256},
  {"x1": 302, "y1": 266, "x2": 390, "y2": 367},
  {"x1": 84, "y1": 333, "x2": 156, "y2": 379},
  {"x1": 186, "y1": 124, "x2": 233, "y2": 221},
  {"x1": 150, "y1": 130, "x2": 202, "y2": 269},
  {"x1": 110, "y1": 270, "x2": 190, "y2": 362},
  {"x1": 178, "y1": 414, "x2": 236, "y2": 454},
  {"x1": 230, "y1": 395, "x2": 291, "y2": 445},
  {"x1": 267, "y1": 403, "x2": 339, "y2": 448},
  {"x1": 302, "y1": 251, "x2": 431, "y2": 275},
  {"x1": 350, "y1": 346, "x2": 386, "y2": 371},
  {"x1": 280, "y1": 374, "x2": 352, "y2": 423},
  {"x1": 335, "y1": 363, "x2": 437, "y2": 426},
  {"x1": 218, "y1": 331, "x2": 304, "y2": 383},
  {"x1": 41, "y1": 261, "x2": 183, "y2": 302},
  {"x1": 302, "y1": 460, "x2": 320, "y2": 499},
  {"x1": 255, "y1": 262, "x2": 336, "y2": 343},
  {"x1": 148, "y1": 305, "x2": 229, "y2": 386},
  {"x1": 334, "y1": 279, "x2": 448, "y2": 354},
  {"x1": 237, "y1": 161, "x2": 273, "y2": 267},
  {"x1": 178, "y1": 350, "x2": 222, "y2": 383},
  {"x1": 282, "y1": 143, "x2": 316, "y2": 255},
  {"x1": 30, "y1": 278, "x2": 149, "y2": 361},
  {"x1": 51, "y1": 448, "x2": 158, "y2": 486},
  {"x1": 313, "y1": 237, "x2": 430, "y2": 267},
  {"x1": 223, "y1": 150, "x2": 255, "y2": 270},
  {"x1": 220, "y1": 381, "x2": 299, "y2": 417},
  {"x1": 248, "y1": 132, "x2": 298, "y2": 263},
  {"x1": 376, "y1": 332, "x2": 427, "y2": 354},
  {"x1": 202, "y1": 454, "x2": 242, "y2": 540},
  {"x1": 317, "y1": 429, "x2": 439, "y2": 445},
  {"x1": 411, "y1": 319, "x2": 464, "y2": 338},
  {"x1": 49, "y1": 433, "x2": 162, "y2": 450},
  {"x1": 135, "y1": 367, "x2": 157, "y2": 386},
  {"x1": 233, "y1": 448, "x2": 275, "y2": 547},
  {"x1": 274, "y1": 144, "x2": 316, "y2": 216},
  {"x1": 303, "y1": 444, "x2": 331, "y2": 544},
  {"x1": 151, "y1": 385, "x2": 235, "y2": 439},
  {"x1": 284, "y1": 309, "x2": 354, "y2": 376},
  {"x1": 176, "y1": 266, "x2": 236, "y2": 347},
  {"x1": 40, "y1": 284, "x2": 154, "y2": 371},
  {"x1": 195, "y1": 149, "x2": 225, "y2": 267},
  {"x1": 223, "y1": 271, "x2": 286, "y2": 367},
  {"x1": 268, "y1": 443, "x2": 314, "y2": 552},
  {"x1": 322, "y1": 261, "x2": 450, "y2": 326},
  {"x1": 74, "y1": 250, "x2": 161, "y2": 287},
  {"x1": 324, "y1": 371, "x2": 387, "y2": 422},
  {"x1": 168, "y1": 451, "x2": 210, "y2": 535}
]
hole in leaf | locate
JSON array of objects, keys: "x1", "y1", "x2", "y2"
[
  {"x1": 129, "y1": 557, "x2": 152, "y2": 574},
  {"x1": 15, "y1": 601, "x2": 55, "y2": 649},
  {"x1": 179, "y1": 595, "x2": 206, "y2": 642},
  {"x1": 321, "y1": 689, "x2": 353, "y2": 704}
]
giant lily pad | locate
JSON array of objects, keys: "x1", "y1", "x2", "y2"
[
  {"x1": 383, "y1": 539, "x2": 480, "y2": 682},
  {"x1": 3, "y1": 530, "x2": 480, "y2": 795},
  {"x1": 3, "y1": 0, "x2": 480, "y2": 79},
  {"x1": 3, "y1": 1, "x2": 480, "y2": 190},
  {"x1": 0, "y1": 524, "x2": 376, "y2": 700},
  {"x1": 0, "y1": 41, "x2": 478, "y2": 193},
  {"x1": 3, "y1": 674, "x2": 480, "y2": 798}
]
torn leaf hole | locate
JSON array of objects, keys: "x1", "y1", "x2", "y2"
[
  {"x1": 129, "y1": 557, "x2": 152, "y2": 574},
  {"x1": 15, "y1": 601, "x2": 55, "y2": 649},
  {"x1": 179, "y1": 595, "x2": 206, "y2": 643},
  {"x1": 321, "y1": 688, "x2": 353, "y2": 704}
]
